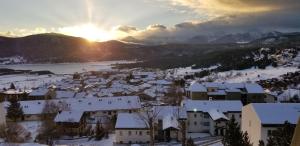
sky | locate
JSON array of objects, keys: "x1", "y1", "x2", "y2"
[{"x1": 0, "y1": 0, "x2": 300, "y2": 41}]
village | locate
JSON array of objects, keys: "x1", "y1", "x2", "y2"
[{"x1": 0, "y1": 67, "x2": 299, "y2": 146}]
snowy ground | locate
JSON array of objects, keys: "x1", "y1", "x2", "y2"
[
  {"x1": 18, "y1": 121, "x2": 42, "y2": 142},
  {"x1": 202, "y1": 66, "x2": 299, "y2": 83},
  {"x1": 187, "y1": 133, "x2": 211, "y2": 139},
  {"x1": 0, "y1": 74, "x2": 68, "y2": 89},
  {"x1": 54, "y1": 134, "x2": 115, "y2": 146}
]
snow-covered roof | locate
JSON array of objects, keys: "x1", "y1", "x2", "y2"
[
  {"x1": 163, "y1": 115, "x2": 179, "y2": 130},
  {"x1": 148, "y1": 80, "x2": 172, "y2": 85},
  {"x1": 115, "y1": 113, "x2": 148, "y2": 129},
  {"x1": 74, "y1": 92, "x2": 86, "y2": 98},
  {"x1": 208, "y1": 109, "x2": 229, "y2": 121},
  {"x1": 182, "y1": 100, "x2": 243, "y2": 113},
  {"x1": 245, "y1": 83, "x2": 265, "y2": 94},
  {"x1": 154, "y1": 106, "x2": 187, "y2": 120},
  {"x1": 225, "y1": 83, "x2": 245, "y2": 89},
  {"x1": 208, "y1": 90, "x2": 227, "y2": 96},
  {"x1": 251, "y1": 103, "x2": 300, "y2": 125},
  {"x1": 188, "y1": 82, "x2": 207, "y2": 92},
  {"x1": 28, "y1": 89, "x2": 49, "y2": 96},
  {"x1": 204, "y1": 82, "x2": 225, "y2": 88},
  {"x1": 2, "y1": 89, "x2": 24, "y2": 95},
  {"x1": 4, "y1": 96, "x2": 141, "y2": 115},
  {"x1": 56, "y1": 91, "x2": 75, "y2": 98},
  {"x1": 54, "y1": 110, "x2": 84, "y2": 123},
  {"x1": 225, "y1": 88, "x2": 241, "y2": 93}
]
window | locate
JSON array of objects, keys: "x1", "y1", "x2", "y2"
[
  {"x1": 267, "y1": 130, "x2": 272, "y2": 136},
  {"x1": 239, "y1": 114, "x2": 241, "y2": 118},
  {"x1": 194, "y1": 114, "x2": 197, "y2": 118},
  {"x1": 194, "y1": 121, "x2": 197, "y2": 125},
  {"x1": 136, "y1": 131, "x2": 138, "y2": 135},
  {"x1": 139, "y1": 131, "x2": 142, "y2": 135},
  {"x1": 231, "y1": 115, "x2": 235, "y2": 119},
  {"x1": 203, "y1": 122, "x2": 210, "y2": 126},
  {"x1": 119, "y1": 131, "x2": 122, "y2": 136},
  {"x1": 204, "y1": 113, "x2": 209, "y2": 118},
  {"x1": 249, "y1": 121, "x2": 251, "y2": 127},
  {"x1": 147, "y1": 131, "x2": 150, "y2": 135},
  {"x1": 128, "y1": 131, "x2": 132, "y2": 136}
]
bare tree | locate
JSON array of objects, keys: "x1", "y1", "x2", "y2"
[
  {"x1": 36, "y1": 100, "x2": 63, "y2": 144},
  {"x1": 0, "y1": 123, "x2": 31, "y2": 143},
  {"x1": 137, "y1": 106, "x2": 161, "y2": 146},
  {"x1": 173, "y1": 106, "x2": 187, "y2": 146}
]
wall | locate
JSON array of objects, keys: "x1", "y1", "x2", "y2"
[
  {"x1": 242, "y1": 104, "x2": 262, "y2": 146},
  {"x1": 187, "y1": 112, "x2": 210, "y2": 133},
  {"x1": 191, "y1": 92, "x2": 208, "y2": 100},
  {"x1": 115, "y1": 129, "x2": 150, "y2": 144}
]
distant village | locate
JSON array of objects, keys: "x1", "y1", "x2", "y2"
[{"x1": 0, "y1": 68, "x2": 299, "y2": 146}]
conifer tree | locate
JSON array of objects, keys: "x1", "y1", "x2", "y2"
[
  {"x1": 9, "y1": 83, "x2": 16, "y2": 90},
  {"x1": 266, "y1": 121, "x2": 295, "y2": 146},
  {"x1": 6, "y1": 98, "x2": 23, "y2": 122},
  {"x1": 223, "y1": 116, "x2": 252, "y2": 146}
]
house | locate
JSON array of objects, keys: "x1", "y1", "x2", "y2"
[
  {"x1": 242, "y1": 103, "x2": 300, "y2": 146},
  {"x1": 5, "y1": 100, "x2": 63, "y2": 121},
  {"x1": 27, "y1": 88, "x2": 54, "y2": 100},
  {"x1": 54, "y1": 110, "x2": 87, "y2": 136},
  {"x1": 244, "y1": 83, "x2": 265, "y2": 103},
  {"x1": 0, "y1": 103, "x2": 6, "y2": 126},
  {"x1": 186, "y1": 82, "x2": 266, "y2": 104},
  {"x1": 5, "y1": 96, "x2": 142, "y2": 121},
  {"x1": 182, "y1": 100, "x2": 243, "y2": 136},
  {"x1": 115, "y1": 113, "x2": 150, "y2": 144},
  {"x1": 186, "y1": 82, "x2": 207, "y2": 100},
  {"x1": 153, "y1": 106, "x2": 187, "y2": 142}
]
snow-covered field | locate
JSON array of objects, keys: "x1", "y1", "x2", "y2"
[
  {"x1": 0, "y1": 74, "x2": 68, "y2": 89},
  {"x1": 202, "y1": 66, "x2": 299, "y2": 83}
]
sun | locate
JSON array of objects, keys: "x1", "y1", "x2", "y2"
[{"x1": 59, "y1": 23, "x2": 113, "y2": 42}]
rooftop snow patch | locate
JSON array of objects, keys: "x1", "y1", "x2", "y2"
[
  {"x1": 245, "y1": 83, "x2": 265, "y2": 94},
  {"x1": 182, "y1": 100, "x2": 242, "y2": 113},
  {"x1": 54, "y1": 110, "x2": 84, "y2": 123},
  {"x1": 188, "y1": 82, "x2": 207, "y2": 92},
  {"x1": 115, "y1": 113, "x2": 148, "y2": 129},
  {"x1": 251, "y1": 103, "x2": 300, "y2": 125}
]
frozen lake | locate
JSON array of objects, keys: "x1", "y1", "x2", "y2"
[{"x1": 0, "y1": 61, "x2": 133, "y2": 74}]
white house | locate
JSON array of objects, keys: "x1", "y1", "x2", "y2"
[
  {"x1": 115, "y1": 113, "x2": 150, "y2": 144},
  {"x1": 153, "y1": 106, "x2": 187, "y2": 142},
  {"x1": 242, "y1": 103, "x2": 300, "y2": 146},
  {"x1": 4, "y1": 96, "x2": 142, "y2": 121},
  {"x1": 182, "y1": 100, "x2": 243, "y2": 136}
]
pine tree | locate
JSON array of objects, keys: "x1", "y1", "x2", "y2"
[
  {"x1": 9, "y1": 83, "x2": 16, "y2": 90},
  {"x1": 242, "y1": 132, "x2": 252, "y2": 146},
  {"x1": 222, "y1": 116, "x2": 244, "y2": 146},
  {"x1": 6, "y1": 98, "x2": 24, "y2": 122},
  {"x1": 266, "y1": 121, "x2": 295, "y2": 146},
  {"x1": 187, "y1": 137, "x2": 195, "y2": 146},
  {"x1": 258, "y1": 140, "x2": 265, "y2": 146}
]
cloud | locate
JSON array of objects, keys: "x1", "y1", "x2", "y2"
[
  {"x1": 168, "y1": 0, "x2": 299, "y2": 17},
  {"x1": 114, "y1": 25, "x2": 137, "y2": 33},
  {"x1": 119, "y1": 0, "x2": 300, "y2": 42}
]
